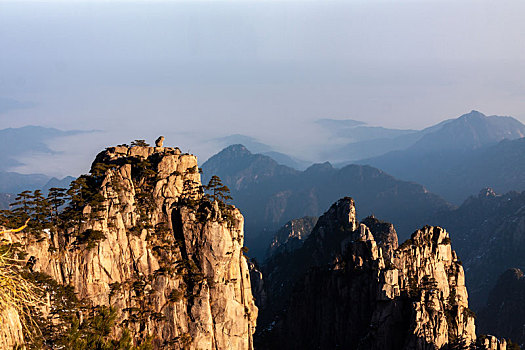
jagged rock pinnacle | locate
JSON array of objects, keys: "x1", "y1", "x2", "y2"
[{"x1": 155, "y1": 135, "x2": 165, "y2": 147}]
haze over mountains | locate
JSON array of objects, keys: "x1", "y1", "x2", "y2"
[
  {"x1": 202, "y1": 144, "x2": 452, "y2": 258},
  {"x1": 2, "y1": 110, "x2": 525, "y2": 347},
  {"x1": 4, "y1": 110, "x2": 523, "y2": 243},
  {"x1": 1, "y1": 141, "x2": 517, "y2": 349},
  {"x1": 325, "y1": 110, "x2": 523, "y2": 162},
  {"x1": 3, "y1": 0, "x2": 525, "y2": 347},
  {"x1": 359, "y1": 111, "x2": 525, "y2": 203}
]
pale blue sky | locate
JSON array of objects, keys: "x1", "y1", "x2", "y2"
[{"x1": 1, "y1": 0, "x2": 525, "y2": 176}]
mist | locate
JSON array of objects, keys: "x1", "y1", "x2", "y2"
[{"x1": 1, "y1": 0, "x2": 525, "y2": 177}]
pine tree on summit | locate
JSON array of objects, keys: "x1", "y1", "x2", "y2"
[{"x1": 204, "y1": 175, "x2": 232, "y2": 203}]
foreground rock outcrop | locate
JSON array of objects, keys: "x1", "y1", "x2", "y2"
[
  {"x1": 257, "y1": 197, "x2": 507, "y2": 349},
  {"x1": 2, "y1": 144, "x2": 257, "y2": 349},
  {"x1": 0, "y1": 307, "x2": 24, "y2": 349}
]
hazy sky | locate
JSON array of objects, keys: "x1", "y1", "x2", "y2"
[{"x1": 1, "y1": 0, "x2": 525, "y2": 176}]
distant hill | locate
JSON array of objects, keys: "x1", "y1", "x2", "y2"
[
  {"x1": 332, "y1": 110, "x2": 525, "y2": 166},
  {"x1": 362, "y1": 136, "x2": 525, "y2": 204},
  {"x1": 0, "y1": 171, "x2": 51, "y2": 194},
  {"x1": 202, "y1": 144, "x2": 299, "y2": 192},
  {"x1": 202, "y1": 145, "x2": 452, "y2": 258},
  {"x1": 209, "y1": 134, "x2": 311, "y2": 170},
  {"x1": 359, "y1": 111, "x2": 525, "y2": 203},
  {"x1": 0, "y1": 171, "x2": 74, "y2": 196},
  {"x1": 316, "y1": 118, "x2": 415, "y2": 143},
  {"x1": 317, "y1": 119, "x2": 418, "y2": 162},
  {"x1": 408, "y1": 110, "x2": 525, "y2": 152}
]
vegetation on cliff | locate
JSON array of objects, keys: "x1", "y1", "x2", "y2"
[{"x1": 0, "y1": 142, "x2": 256, "y2": 349}]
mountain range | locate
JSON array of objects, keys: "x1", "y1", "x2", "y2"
[
  {"x1": 202, "y1": 144, "x2": 452, "y2": 258},
  {"x1": 358, "y1": 111, "x2": 525, "y2": 203},
  {"x1": 0, "y1": 140, "x2": 518, "y2": 349},
  {"x1": 257, "y1": 186, "x2": 525, "y2": 347},
  {"x1": 325, "y1": 110, "x2": 525, "y2": 165},
  {"x1": 208, "y1": 111, "x2": 525, "y2": 206},
  {"x1": 253, "y1": 197, "x2": 501, "y2": 349}
]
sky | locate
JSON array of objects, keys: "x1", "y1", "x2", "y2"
[{"x1": 1, "y1": 0, "x2": 525, "y2": 176}]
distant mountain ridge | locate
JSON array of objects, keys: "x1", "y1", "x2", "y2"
[
  {"x1": 408, "y1": 110, "x2": 525, "y2": 152},
  {"x1": 210, "y1": 134, "x2": 311, "y2": 170},
  {"x1": 330, "y1": 110, "x2": 525, "y2": 164},
  {"x1": 358, "y1": 111, "x2": 525, "y2": 203},
  {"x1": 202, "y1": 144, "x2": 452, "y2": 258},
  {"x1": 362, "y1": 134, "x2": 525, "y2": 204},
  {"x1": 0, "y1": 171, "x2": 74, "y2": 196}
]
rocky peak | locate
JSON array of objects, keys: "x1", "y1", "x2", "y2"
[
  {"x1": 213, "y1": 144, "x2": 252, "y2": 159},
  {"x1": 360, "y1": 215, "x2": 398, "y2": 258},
  {"x1": 4, "y1": 142, "x2": 257, "y2": 349},
  {"x1": 303, "y1": 161, "x2": 334, "y2": 176},
  {"x1": 266, "y1": 216, "x2": 318, "y2": 257},
  {"x1": 256, "y1": 197, "x2": 489, "y2": 349},
  {"x1": 314, "y1": 197, "x2": 357, "y2": 235},
  {"x1": 302, "y1": 197, "x2": 358, "y2": 264},
  {"x1": 459, "y1": 110, "x2": 487, "y2": 120},
  {"x1": 478, "y1": 187, "x2": 498, "y2": 198}
]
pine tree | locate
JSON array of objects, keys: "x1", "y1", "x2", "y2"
[
  {"x1": 131, "y1": 140, "x2": 149, "y2": 147},
  {"x1": 47, "y1": 187, "x2": 67, "y2": 226},
  {"x1": 204, "y1": 175, "x2": 232, "y2": 203}
]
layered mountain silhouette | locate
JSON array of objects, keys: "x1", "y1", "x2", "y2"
[
  {"x1": 329, "y1": 110, "x2": 525, "y2": 164},
  {"x1": 0, "y1": 171, "x2": 74, "y2": 197},
  {"x1": 358, "y1": 111, "x2": 525, "y2": 203},
  {"x1": 202, "y1": 144, "x2": 452, "y2": 258},
  {"x1": 212, "y1": 133, "x2": 311, "y2": 170}
]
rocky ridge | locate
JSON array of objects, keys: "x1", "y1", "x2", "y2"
[
  {"x1": 266, "y1": 216, "x2": 317, "y2": 257},
  {"x1": 256, "y1": 197, "x2": 507, "y2": 349},
  {"x1": 2, "y1": 144, "x2": 257, "y2": 349},
  {"x1": 202, "y1": 144, "x2": 453, "y2": 259}
]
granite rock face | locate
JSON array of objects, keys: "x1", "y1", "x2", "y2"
[
  {"x1": 266, "y1": 216, "x2": 317, "y2": 257},
  {"x1": 257, "y1": 198, "x2": 482, "y2": 349},
  {"x1": 6, "y1": 145, "x2": 257, "y2": 349},
  {"x1": 0, "y1": 306, "x2": 24, "y2": 349}
]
